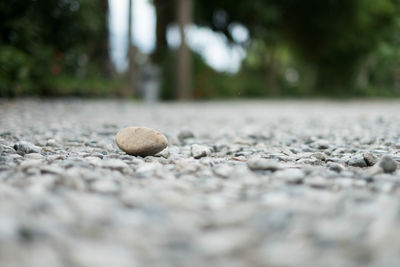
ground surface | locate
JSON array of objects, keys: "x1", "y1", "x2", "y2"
[{"x1": 1, "y1": 99, "x2": 400, "y2": 267}]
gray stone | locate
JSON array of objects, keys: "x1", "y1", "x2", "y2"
[
  {"x1": 363, "y1": 152, "x2": 378, "y2": 166},
  {"x1": 315, "y1": 140, "x2": 330, "y2": 150},
  {"x1": 348, "y1": 155, "x2": 367, "y2": 167},
  {"x1": 274, "y1": 168, "x2": 305, "y2": 183},
  {"x1": 46, "y1": 139, "x2": 57, "y2": 146},
  {"x1": 378, "y1": 155, "x2": 397, "y2": 173},
  {"x1": 311, "y1": 152, "x2": 327, "y2": 161},
  {"x1": 90, "y1": 180, "x2": 120, "y2": 194},
  {"x1": 304, "y1": 176, "x2": 329, "y2": 188},
  {"x1": 178, "y1": 130, "x2": 195, "y2": 143},
  {"x1": 157, "y1": 148, "x2": 170, "y2": 158},
  {"x1": 191, "y1": 144, "x2": 210, "y2": 159},
  {"x1": 13, "y1": 141, "x2": 41, "y2": 155},
  {"x1": 19, "y1": 159, "x2": 45, "y2": 170},
  {"x1": 136, "y1": 162, "x2": 162, "y2": 175},
  {"x1": 85, "y1": 156, "x2": 102, "y2": 166},
  {"x1": 24, "y1": 153, "x2": 44, "y2": 159},
  {"x1": 38, "y1": 165, "x2": 64, "y2": 175},
  {"x1": 213, "y1": 165, "x2": 234, "y2": 178},
  {"x1": 327, "y1": 162, "x2": 344, "y2": 173},
  {"x1": 0, "y1": 144, "x2": 16, "y2": 154},
  {"x1": 67, "y1": 242, "x2": 136, "y2": 267},
  {"x1": 101, "y1": 159, "x2": 131, "y2": 173},
  {"x1": 247, "y1": 158, "x2": 281, "y2": 171}
]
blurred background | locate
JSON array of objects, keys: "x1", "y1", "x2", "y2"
[{"x1": 1, "y1": 0, "x2": 400, "y2": 100}]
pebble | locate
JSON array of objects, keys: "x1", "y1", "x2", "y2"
[
  {"x1": 1, "y1": 145, "x2": 16, "y2": 154},
  {"x1": 312, "y1": 152, "x2": 327, "y2": 161},
  {"x1": 101, "y1": 159, "x2": 131, "y2": 174},
  {"x1": 115, "y1": 127, "x2": 168, "y2": 156},
  {"x1": 8, "y1": 153, "x2": 23, "y2": 161},
  {"x1": 348, "y1": 155, "x2": 368, "y2": 167},
  {"x1": 24, "y1": 153, "x2": 44, "y2": 159},
  {"x1": 304, "y1": 176, "x2": 329, "y2": 188},
  {"x1": 378, "y1": 155, "x2": 397, "y2": 173},
  {"x1": 90, "y1": 180, "x2": 120, "y2": 194},
  {"x1": 177, "y1": 130, "x2": 195, "y2": 143},
  {"x1": 191, "y1": 144, "x2": 210, "y2": 159},
  {"x1": 327, "y1": 162, "x2": 344, "y2": 173},
  {"x1": 363, "y1": 152, "x2": 378, "y2": 166},
  {"x1": 40, "y1": 165, "x2": 64, "y2": 175},
  {"x1": 46, "y1": 139, "x2": 57, "y2": 146},
  {"x1": 274, "y1": 168, "x2": 305, "y2": 184},
  {"x1": 213, "y1": 165, "x2": 234, "y2": 178},
  {"x1": 247, "y1": 158, "x2": 281, "y2": 171},
  {"x1": 136, "y1": 162, "x2": 162, "y2": 175},
  {"x1": 314, "y1": 140, "x2": 330, "y2": 150},
  {"x1": 13, "y1": 141, "x2": 41, "y2": 155}
]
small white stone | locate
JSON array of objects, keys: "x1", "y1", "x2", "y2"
[
  {"x1": 85, "y1": 156, "x2": 102, "y2": 166},
  {"x1": 13, "y1": 141, "x2": 41, "y2": 155},
  {"x1": 247, "y1": 158, "x2": 282, "y2": 171},
  {"x1": 191, "y1": 144, "x2": 210, "y2": 159},
  {"x1": 46, "y1": 139, "x2": 57, "y2": 146},
  {"x1": 314, "y1": 140, "x2": 330, "y2": 149},
  {"x1": 101, "y1": 159, "x2": 131, "y2": 174},
  {"x1": 24, "y1": 153, "x2": 44, "y2": 159},
  {"x1": 213, "y1": 165, "x2": 234, "y2": 178},
  {"x1": 19, "y1": 159, "x2": 44, "y2": 170},
  {"x1": 274, "y1": 168, "x2": 305, "y2": 183},
  {"x1": 304, "y1": 176, "x2": 329, "y2": 188},
  {"x1": 136, "y1": 162, "x2": 162, "y2": 175},
  {"x1": 90, "y1": 180, "x2": 120, "y2": 194}
]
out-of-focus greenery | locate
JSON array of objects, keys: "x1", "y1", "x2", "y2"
[
  {"x1": 191, "y1": 0, "x2": 400, "y2": 96},
  {"x1": 2, "y1": 0, "x2": 400, "y2": 98},
  {"x1": 0, "y1": 0, "x2": 122, "y2": 97}
]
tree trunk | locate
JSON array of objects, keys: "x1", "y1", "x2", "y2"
[
  {"x1": 153, "y1": 0, "x2": 173, "y2": 64},
  {"x1": 127, "y1": 0, "x2": 137, "y2": 97},
  {"x1": 393, "y1": 67, "x2": 400, "y2": 93},
  {"x1": 176, "y1": 0, "x2": 193, "y2": 100},
  {"x1": 93, "y1": 0, "x2": 114, "y2": 78},
  {"x1": 263, "y1": 50, "x2": 279, "y2": 96}
]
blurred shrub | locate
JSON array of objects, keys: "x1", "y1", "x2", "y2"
[
  {"x1": 0, "y1": 45, "x2": 32, "y2": 96},
  {"x1": 0, "y1": 0, "x2": 114, "y2": 97},
  {"x1": 194, "y1": 0, "x2": 400, "y2": 96}
]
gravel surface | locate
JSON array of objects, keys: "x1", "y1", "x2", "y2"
[{"x1": 1, "y1": 99, "x2": 400, "y2": 267}]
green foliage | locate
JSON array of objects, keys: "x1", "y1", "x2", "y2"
[
  {"x1": 281, "y1": 0, "x2": 398, "y2": 92},
  {"x1": 194, "y1": 0, "x2": 400, "y2": 95},
  {"x1": 0, "y1": 45, "x2": 32, "y2": 95},
  {"x1": 0, "y1": 0, "x2": 112, "y2": 97},
  {"x1": 159, "y1": 50, "x2": 242, "y2": 100},
  {"x1": 46, "y1": 74, "x2": 126, "y2": 97},
  {"x1": 2, "y1": 0, "x2": 400, "y2": 98}
]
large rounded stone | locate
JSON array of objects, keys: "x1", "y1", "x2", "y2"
[
  {"x1": 378, "y1": 155, "x2": 397, "y2": 173},
  {"x1": 115, "y1": 127, "x2": 168, "y2": 156}
]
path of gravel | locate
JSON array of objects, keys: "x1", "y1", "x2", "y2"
[{"x1": 1, "y1": 99, "x2": 400, "y2": 267}]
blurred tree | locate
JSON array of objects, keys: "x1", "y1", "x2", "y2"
[
  {"x1": 0, "y1": 0, "x2": 113, "y2": 96},
  {"x1": 176, "y1": 0, "x2": 193, "y2": 100},
  {"x1": 151, "y1": 0, "x2": 194, "y2": 100},
  {"x1": 194, "y1": 0, "x2": 290, "y2": 95},
  {"x1": 193, "y1": 0, "x2": 400, "y2": 94},
  {"x1": 152, "y1": 0, "x2": 175, "y2": 65},
  {"x1": 278, "y1": 0, "x2": 399, "y2": 93},
  {"x1": 127, "y1": 0, "x2": 138, "y2": 97}
]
